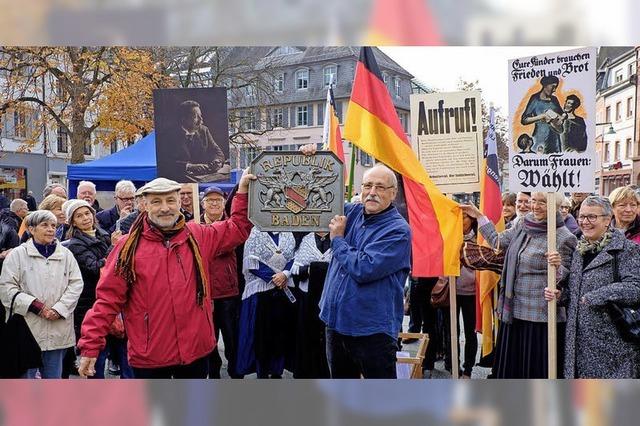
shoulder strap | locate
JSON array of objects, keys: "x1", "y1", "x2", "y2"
[
  {"x1": 612, "y1": 251, "x2": 620, "y2": 282},
  {"x1": 9, "y1": 291, "x2": 20, "y2": 318}
]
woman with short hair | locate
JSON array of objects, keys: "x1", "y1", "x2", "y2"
[
  {"x1": 0, "y1": 210, "x2": 83, "y2": 378},
  {"x1": 545, "y1": 196, "x2": 640, "y2": 378},
  {"x1": 608, "y1": 185, "x2": 640, "y2": 244}
]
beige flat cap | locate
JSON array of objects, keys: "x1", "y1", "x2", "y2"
[{"x1": 138, "y1": 178, "x2": 182, "y2": 195}]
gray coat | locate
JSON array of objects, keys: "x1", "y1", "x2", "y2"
[
  {"x1": 479, "y1": 215, "x2": 577, "y2": 322},
  {"x1": 563, "y1": 230, "x2": 640, "y2": 378}
]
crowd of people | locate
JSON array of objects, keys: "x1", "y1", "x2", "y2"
[{"x1": 1, "y1": 145, "x2": 640, "y2": 379}]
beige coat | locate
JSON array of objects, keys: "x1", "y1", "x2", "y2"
[{"x1": 0, "y1": 239, "x2": 83, "y2": 351}]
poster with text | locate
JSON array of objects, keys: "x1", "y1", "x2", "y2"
[
  {"x1": 508, "y1": 47, "x2": 596, "y2": 193},
  {"x1": 410, "y1": 90, "x2": 483, "y2": 194}
]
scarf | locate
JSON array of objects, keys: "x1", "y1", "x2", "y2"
[
  {"x1": 500, "y1": 211, "x2": 565, "y2": 323},
  {"x1": 116, "y1": 211, "x2": 209, "y2": 306},
  {"x1": 576, "y1": 230, "x2": 612, "y2": 255}
]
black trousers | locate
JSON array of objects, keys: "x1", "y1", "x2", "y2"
[
  {"x1": 326, "y1": 329, "x2": 398, "y2": 378},
  {"x1": 208, "y1": 296, "x2": 243, "y2": 379},
  {"x1": 132, "y1": 356, "x2": 209, "y2": 379},
  {"x1": 408, "y1": 277, "x2": 439, "y2": 370},
  {"x1": 456, "y1": 294, "x2": 478, "y2": 376}
]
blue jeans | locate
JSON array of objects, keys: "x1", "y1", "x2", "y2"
[
  {"x1": 23, "y1": 349, "x2": 67, "y2": 379},
  {"x1": 92, "y1": 337, "x2": 133, "y2": 379},
  {"x1": 326, "y1": 329, "x2": 398, "y2": 378}
]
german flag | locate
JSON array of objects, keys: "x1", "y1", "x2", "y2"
[
  {"x1": 344, "y1": 47, "x2": 462, "y2": 277},
  {"x1": 476, "y1": 106, "x2": 504, "y2": 359},
  {"x1": 366, "y1": 0, "x2": 443, "y2": 45}
]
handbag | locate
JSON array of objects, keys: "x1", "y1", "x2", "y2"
[
  {"x1": 430, "y1": 277, "x2": 450, "y2": 308},
  {"x1": 606, "y1": 252, "x2": 640, "y2": 344},
  {"x1": 461, "y1": 240, "x2": 505, "y2": 274},
  {"x1": 0, "y1": 291, "x2": 43, "y2": 378}
]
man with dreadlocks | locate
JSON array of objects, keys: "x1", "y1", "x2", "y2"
[{"x1": 77, "y1": 173, "x2": 254, "y2": 378}]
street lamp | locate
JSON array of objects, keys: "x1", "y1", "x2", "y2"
[{"x1": 595, "y1": 122, "x2": 617, "y2": 195}]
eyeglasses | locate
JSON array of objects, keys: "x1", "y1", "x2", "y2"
[
  {"x1": 577, "y1": 214, "x2": 608, "y2": 224},
  {"x1": 559, "y1": 206, "x2": 571, "y2": 210},
  {"x1": 362, "y1": 183, "x2": 395, "y2": 192},
  {"x1": 115, "y1": 196, "x2": 134, "y2": 202},
  {"x1": 204, "y1": 199, "x2": 224, "y2": 204},
  {"x1": 530, "y1": 199, "x2": 547, "y2": 206}
]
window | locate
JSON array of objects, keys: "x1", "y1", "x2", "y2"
[
  {"x1": 296, "y1": 105, "x2": 308, "y2": 126},
  {"x1": 615, "y1": 69, "x2": 623, "y2": 83},
  {"x1": 84, "y1": 140, "x2": 92, "y2": 156},
  {"x1": 13, "y1": 110, "x2": 27, "y2": 138},
  {"x1": 629, "y1": 63, "x2": 634, "y2": 79},
  {"x1": 296, "y1": 69, "x2": 308, "y2": 90},
  {"x1": 606, "y1": 106, "x2": 611, "y2": 122},
  {"x1": 604, "y1": 143, "x2": 610, "y2": 162},
  {"x1": 399, "y1": 112, "x2": 408, "y2": 133},
  {"x1": 394, "y1": 77, "x2": 401, "y2": 97},
  {"x1": 615, "y1": 141, "x2": 620, "y2": 160},
  {"x1": 627, "y1": 138, "x2": 633, "y2": 158},
  {"x1": 274, "y1": 73, "x2": 284, "y2": 92},
  {"x1": 628, "y1": 97, "x2": 634, "y2": 118},
  {"x1": 359, "y1": 149, "x2": 373, "y2": 166},
  {"x1": 616, "y1": 102, "x2": 622, "y2": 121},
  {"x1": 57, "y1": 127, "x2": 68, "y2": 153},
  {"x1": 323, "y1": 65, "x2": 337, "y2": 87},
  {"x1": 271, "y1": 108, "x2": 283, "y2": 128},
  {"x1": 110, "y1": 140, "x2": 118, "y2": 154},
  {"x1": 382, "y1": 72, "x2": 388, "y2": 85},
  {"x1": 242, "y1": 110, "x2": 257, "y2": 131},
  {"x1": 245, "y1": 84, "x2": 256, "y2": 100}
]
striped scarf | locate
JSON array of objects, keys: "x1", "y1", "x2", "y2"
[{"x1": 116, "y1": 211, "x2": 209, "y2": 306}]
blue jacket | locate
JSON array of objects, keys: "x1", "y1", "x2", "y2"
[
  {"x1": 319, "y1": 203, "x2": 411, "y2": 338},
  {"x1": 97, "y1": 205, "x2": 119, "y2": 235}
]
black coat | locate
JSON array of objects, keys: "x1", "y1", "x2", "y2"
[{"x1": 62, "y1": 227, "x2": 111, "y2": 337}]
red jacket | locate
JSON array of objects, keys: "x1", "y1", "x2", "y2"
[
  {"x1": 204, "y1": 212, "x2": 240, "y2": 300},
  {"x1": 79, "y1": 194, "x2": 252, "y2": 368}
]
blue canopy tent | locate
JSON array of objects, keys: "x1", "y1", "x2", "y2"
[{"x1": 67, "y1": 132, "x2": 240, "y2": 198}]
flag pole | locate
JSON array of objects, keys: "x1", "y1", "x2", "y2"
[
  {"x1": 447, "y1": 193, "x2": 459, "y2": 380},
  {"x1": 347, "y1": 143, "x2": 357, "y2": 200},
  {"x1": 547, "y1": 192, "x2": 557, "y2": 379}
]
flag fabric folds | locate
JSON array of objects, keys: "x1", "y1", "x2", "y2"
[
  {"x1": 366, "y1": 0, "x2": 443, "y2": 45},
  {"x1": 344, "y1": 47, "x2": 462, "y2": 277},
  {"x1": 322, "y1": 82, "x2": 346, "y2": 164},
  {"x1": 476, "y1": 106, "x2": 504, "y2": 357}
]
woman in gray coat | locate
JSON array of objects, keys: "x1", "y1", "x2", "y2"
[
  {"x1": 546, "y1": 196, "x2": 640, "y2": 378},
  {"x1": 462, "y1": 192, "x2": 577, "y2": 378}
]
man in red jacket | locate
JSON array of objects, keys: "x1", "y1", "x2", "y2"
[
  {"x1": 201, "y1": 185, "x2": 242, "y2": 378},
  {"x1": 78, "y1": 172, "x2": 254, "y2": 378}
]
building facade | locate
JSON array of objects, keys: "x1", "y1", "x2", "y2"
[{"x1": 595, "y1": 47, "x2": 636, "y2": 195}]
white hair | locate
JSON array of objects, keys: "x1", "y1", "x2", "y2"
[
  {"x1": 364, "y1": 163, "x2": 398, "y2": 188},
  {"x1": 26, "y1": 210, "x2": 57, "y2": 227},
  {"x1": 115, "y1": 180, "x2": 136, "y2": 195},
  {"x1": 10, "y1": 198, "x2": 27, "y2": 213},
  {"x1": 77, "y1": 180, "x2": 97, "y2": 193}
]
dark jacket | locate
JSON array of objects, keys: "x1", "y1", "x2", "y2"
[
  {"x1": 119, "y1": 210, "x2": 140, "y2": 234},
  {"x1": 97, "y1": 205, "x2": 119, "y2": 235},
  {"x1": 25, "y1": 195, "x2": 37, "y2": 212},
  {"x1": 0, "y1": 209, "x2": 21, "y2": 234},
  {"x1": 563, "y1": 230, "x2": 640, "y2": 378},
  {"x1": 62, "y1": 227, "x2": 112, "y2": 337},
  {"x1": 0, "y1": 220, "x2": 20, "y2": 273}
]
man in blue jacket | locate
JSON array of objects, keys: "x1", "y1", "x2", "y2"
[{"x1": 319, "y1": 163, "x2": 411, "y2": 378}]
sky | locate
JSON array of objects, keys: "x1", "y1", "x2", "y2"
[{"x1": 380, "y1": 46, "x2": 575, "y2": 114}]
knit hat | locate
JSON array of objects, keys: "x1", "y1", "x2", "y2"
[
  {"x1": 138, "y1": 178, "x2": 181, "y2": 196},
  {"x1": 63, "y1": 199, "x2": 95, "y2": 223}
]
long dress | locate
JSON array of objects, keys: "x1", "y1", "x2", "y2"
[
  {"x1": 236, "y1": 229, "x2": 297, "y2": 378},
  {"x1": 290, "y1": 232, "x2": 331, "y2": 378}
]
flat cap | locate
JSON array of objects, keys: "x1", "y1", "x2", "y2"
[{"x1": 138, "y1": 178, "x2": 182, "y2": 195}]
